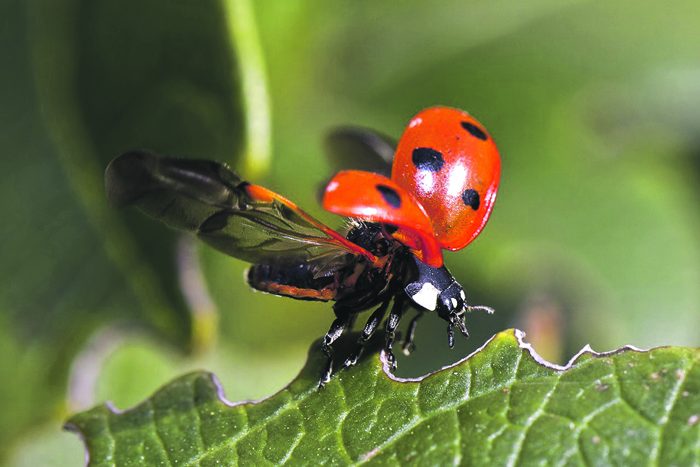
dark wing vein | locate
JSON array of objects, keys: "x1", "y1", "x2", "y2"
[{"x1": 105, "y1": 150, "x2": 357, "y2": 269}]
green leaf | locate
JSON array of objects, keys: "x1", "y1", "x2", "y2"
[
  {"x1": 25, "y1": 0, "x2": 267, "y2": 350},
  {"x1": 66, "y1": 329, "x2": 700, "y2": 465}
]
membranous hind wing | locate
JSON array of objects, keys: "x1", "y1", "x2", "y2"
[
  {"x1": 105, "y1": 151, "x2": 373, "y2": 274},
  {"x1": 324, "y1": 127, "x2": 396, "y2": 178}
]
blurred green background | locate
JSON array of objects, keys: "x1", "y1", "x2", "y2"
[{"x1": 3, "y1": 0, "x2": 700, "y2": 464}]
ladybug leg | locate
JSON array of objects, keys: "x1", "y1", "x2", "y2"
[
  {"x1": 344, "y1": 298, "x2": 391, "y2": 368},
  {"x1": 447, "y1": 322, "x2": 455, "y2": 349},
  {"x1": 384, "y1": 294, "x2": 408, "y2": 371},
  {"x1": 455, "y1": 314, "x2": 470, "y2": 338},
  {"x1": 402, "y1": 309, "x2": 425, "y2": 356},
  {"x1": 320, "y1": 310, "x2": 357, "y2": 387},
  {"x1": 446, "y1": 311, "x2": 470, "y2": 349},
  {"x1": 445, "y1": 305, "x2": 493, "y2": 349}
]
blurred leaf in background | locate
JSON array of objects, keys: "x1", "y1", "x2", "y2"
[{"x1": 2, "y1": 0, "x2": 700, "y2": 463}]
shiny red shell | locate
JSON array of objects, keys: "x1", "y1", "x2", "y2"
[
  {"x1": 392, "y1": 107, "x2": 501, "y2": 251},
  {"x1": 323, "y1": 170, "x2": 443, "y2": 267}
]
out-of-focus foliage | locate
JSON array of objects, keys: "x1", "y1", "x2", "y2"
[{"x1": 2, "y1": 0, "x2": 700, "y2": 463}]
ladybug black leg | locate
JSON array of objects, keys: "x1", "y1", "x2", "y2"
[
  {"x1": 402, "y1": 310, "x2": 424, "y2": 355},
  {"x1": 447, "y1": 322, "x2": 455, "y2": 349},
  {"x1": 344, "y1": 298, "x2": 391, "y2": 368},
  {"x1": 446, "y1": 311, "x2": 469, "y2": 349},
  {"x1": 320, "y1": 310, "x2": 356, "y2": 387},
  {"x1": 454, "y1": 312, "x2": 469, "y2": 338},
  {"x1": 384, "y1": 294, "x2": 407, "y2": 371}
]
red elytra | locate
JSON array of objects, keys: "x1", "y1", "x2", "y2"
[
  {"x1": 392, "y1": 106, "x2": 501, "y2": 251},
  {"x1": 323, "y1": 170, "x2": 443, "y2": 267}
]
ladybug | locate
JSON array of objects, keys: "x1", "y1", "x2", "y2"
[{"x1": 105, "y1": 106, "x2": 501, "y2": 386}]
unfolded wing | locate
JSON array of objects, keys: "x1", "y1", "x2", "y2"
[
  {"x1": 105, "y1": 150, "x2": 372, "y2": 272},
  {"x1": 324, "y1": 127, "x2": 396, "y2": 177},
  {"x1": 323, "y1": 170, "x2": 443, "y2": 268}
]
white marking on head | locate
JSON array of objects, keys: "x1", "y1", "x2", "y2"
[
  {"x1": 460, "y1": 290, "x2": 466, "y2": 300},
  {"x1": 451, "y1": 297, "x2": 458, "y2": 308},
  {"x1": 411, "y1": 282, "x2": 440, "y2": 311}
]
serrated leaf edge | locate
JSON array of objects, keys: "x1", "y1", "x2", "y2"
[{"x1": 379, "y1": 328, "x2": 654, "y2": 383}]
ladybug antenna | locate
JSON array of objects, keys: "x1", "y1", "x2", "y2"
[{"x1": 466, "y1": 305, "x2": 495, "y2": 315}]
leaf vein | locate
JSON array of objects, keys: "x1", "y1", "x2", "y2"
[
  {"x1": 451, "y1": 409, "x2": 462, "y2": 466},
  {"x1": 560, "y1": 398, "x2": 620, "y2": 466},
  {"x1": 279, "y1": 430, "x2": 304, "y2": 465},
  {"x1": 505, "y1": 378, "x2": 557, "y2": 467},
  {"x1": 188, "y1": 380, "x2": 207, "y2": 465},
  {"x1": 335, "y1": 376, "x2": 354, "y2": 463},
  {"x1": 104, "y1": 405, "x2": 118, "y2": 467},
  {"x1": 652, "y1": 358, "x2": 696, "y2": 466},
  {"x1": 610, "y1": 361, "x2": 659, "y2": 429},
  {"x1": 149, "y1": 400, "x2": 175, "y2": 466}
]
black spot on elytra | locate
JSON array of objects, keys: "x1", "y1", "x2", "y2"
[
  {"x1": 412, "y1": 147, "x2": 444, "y2": 172},
  {"x1": 462, "y1": 189, "x2": 480, "y2": 210},
  {"x1": 377, "y1": 185, "x2": 401, "y2": 208},
  {"x1": 461, "y1": 121, "x2": 488, "y2": 141}
]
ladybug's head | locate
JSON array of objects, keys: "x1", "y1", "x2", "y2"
[
  {"x1": 404, "y1": 255, "x2": 493, "y2": 346},
  {"x1": 436, "y1": 281, "x2": 467, "y2": 315},
  {"x1": 404, "y1": 256, "x2": 466, "y2": 315}
]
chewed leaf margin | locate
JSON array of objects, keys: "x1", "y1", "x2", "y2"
[{"x1": 65, "y1": 330, "x2": 700, "y2": 466}]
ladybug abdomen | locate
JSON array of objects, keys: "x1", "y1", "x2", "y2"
[{"x1": 247, "y1": 264, "x2": 337, "y2": 301}]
